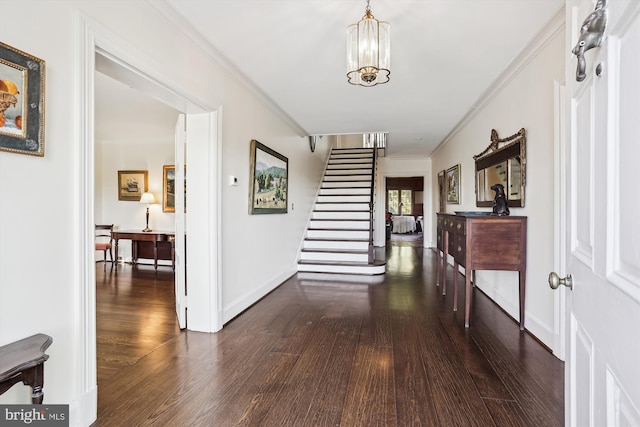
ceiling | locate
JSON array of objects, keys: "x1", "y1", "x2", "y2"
[{"x1": 97, "y1": 0, "x2": 565, "y2": 156}]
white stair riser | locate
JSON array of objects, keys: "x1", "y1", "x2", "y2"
[
  {"x1": 310, "y1": 220, "x2": 369, "y2": 229},
  {"x1": 319, "y1": 187, "x2": 370, "y2": 195},
  {"x1": 297, "y1": 263, "x2": 385, "y2": 275},
  {"x1": 303, "y1": 240, "x2": 369, "y2": 250},
  {"x1": 324, "y1": 175, "x2": 370, "y2": 182},
  {"x1": 307, "y1": 229, "x2": 369, "y2": 239},
  {"x1": 312, "y1": 211, "x2": 369, "y2": 220},
  {"x1": 325, "y1": 169, "x2": 370, "y2": 176},
  {"x1": 322, "y1": 181, "x2": 371, "y2": 189},
  {"x1": 327, "y1": 164, "x2": 372, "y2": 170},
  {"x1": 327, "y1": 157, "x2": 373, "y2": 168},
  {"x1": 317, "y1": 195, "x2": 370, "y2": 203},
  {"x1": 315, "y1": 203, "x2": 370, "y2": 211},
  {"x1": 300, "y1": 252, "x2": 369, "y2": 262}
]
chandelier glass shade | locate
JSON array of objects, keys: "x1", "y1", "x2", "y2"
[{"x1": 347, "y1": 0, "x2": 390, "y2": 87}]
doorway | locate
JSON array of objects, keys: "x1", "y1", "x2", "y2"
[
  {"x1": 76, "y1": 17, "x2": 221, "y2": 421},
  {"x1": 385, "y1": 176, "x2": 424, "y2": 247}
]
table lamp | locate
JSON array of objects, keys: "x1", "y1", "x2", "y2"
[{"x1": 140, "y1": 192, "x2": 157, "y2": 232}]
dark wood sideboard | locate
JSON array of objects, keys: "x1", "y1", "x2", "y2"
[
  {"x1": 112, "y1": 230, "x2": 175, "y2": 270},
  {"x1": 436, "y1": 213, "x2": 527, "y2": 330}
]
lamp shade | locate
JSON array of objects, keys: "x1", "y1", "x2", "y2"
[{"x1": 140, "y1": 192, "x2": 156, "y2": 204}]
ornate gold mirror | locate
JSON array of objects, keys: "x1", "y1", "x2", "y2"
[{"x1": 474, "y1": 128, "x2": 526, "y2": 208}]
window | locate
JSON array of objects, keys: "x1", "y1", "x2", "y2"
[{"x1": 387, "y1": 189, "x2": 412, "y2": 215}]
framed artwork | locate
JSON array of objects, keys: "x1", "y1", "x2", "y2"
[
  {"x1": 163, "y1": 165, "x2": 186, "y2": 212},
  {"x1": 437, "y1": 169, "x2": 446, "y2": 212},
  {"x1": 117, "y1": 170, "x2": 148, "y2": 201},
  {"x1": 249, "y1": 139, "x2": 288, "y2": 214},
  {"x1": 0, "y1": 41, "x2": 46, "y2": 156},
  {"x1": 446, "y1": 164, "x2": 461, "y2": 204}
]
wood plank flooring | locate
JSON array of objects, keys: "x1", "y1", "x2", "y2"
[{"x1": 94, "y1": 242, "x2": 563, "y2": 426}]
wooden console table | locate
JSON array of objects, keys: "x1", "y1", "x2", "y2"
[
  {"x1": 112, "y1": 230, "x2": 175, "y2": 270},
  {"x1": 436, "y1": 213, "x2": 527, "y2": 330},
  {"x1": 0, "y1": 334, "x2": 53, "y2": 403}
]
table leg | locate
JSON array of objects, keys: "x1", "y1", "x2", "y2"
[
  {"x1": 153, "y1": 242, "x2": 158, "y2": 270},
  {"x1": 442, "y1": 231, "x2": 448, "y2": 296},
  {"x1": 519, "y1": 270, "x2": 526, "y2": 331},
  {"x1": 30, "y1": 364, "x2": 44, "y2": 404},
  {"x1": 464, "y1": 272, "x2": 472, "y2": 328},
  {"x1": 114, "y1": 238, "x2": 119, "y2": 271},
  {"x1": 436, "y1": 247, "x2": 441, "y2": 287},
  {"x1": 453, "y1": 261, "x2": 459, "y2": 312}
]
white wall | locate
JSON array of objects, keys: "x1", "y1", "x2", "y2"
[
  {"x1": 375, "y1": 157, "x2": 432, "y2": 247},
  {"x1": 95, "y1": 139, "x2": 174, "y2": 263},
  {"x1": 219, "y1": 89, "x2": 331, "y2": 320},
  {"x1": 0, "y1": 1, "x2": 328, "y2": 424},
  {"x1": 430, "y1": 15, "x2": 564, "y2": 347}
]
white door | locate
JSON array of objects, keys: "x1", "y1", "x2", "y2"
[
  {"x1": 174, "y1": 114, "x2": 187, "y2": 329},
  {"x1": 559, "y1": 1, "x2": 640, "y2": 425}
]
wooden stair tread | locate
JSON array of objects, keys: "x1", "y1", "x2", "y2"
[
  {"x1": 310, "y1": 219, "x2": 369, "y2": 222},
  {"x1": 313, "y1": 209, "x2": 369, "y2": 213},
  {"x1": 304, "y1": 237, "x2": 369, "y2": 242},
  {"x1": 318, "y1": 194, "x2": 371, "y2": 197},
  {"x1": 307, "y1": 227, "x2": 370, "y2": 231},
  {"x1": 301, "y1": 248, "x2": 368, "y2": 254},
  {"x1": 315, "y1": 201, "x2": 369, "y2": 204},
  {"x1": 322, "y1": 179, "x2": 370, "y2": 181}
]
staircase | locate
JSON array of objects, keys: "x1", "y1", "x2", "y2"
[{"x1": 297, "y1": 147, "x2": 386, "y2": 275}]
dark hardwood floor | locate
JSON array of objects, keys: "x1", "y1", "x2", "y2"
[{"x1": 94, "y1": 242, "x2": 563, "y2": 426}]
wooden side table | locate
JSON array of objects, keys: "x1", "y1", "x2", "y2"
[
  {"x1": 437, "y1": 213, "x2": 527, "y2": 329},
  {"x1": 0, "y1": 334, "x2": 53, "y2": 403}
]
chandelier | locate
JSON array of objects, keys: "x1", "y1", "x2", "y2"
[{"x1": 347, "y1": 0, "x2": 390, "y2": 87}]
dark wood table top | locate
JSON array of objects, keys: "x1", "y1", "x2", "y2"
[{"x1": 0, "y1": 334, "x2": 52, "y2": 382}]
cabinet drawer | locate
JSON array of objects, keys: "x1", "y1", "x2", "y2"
[
  {"x1": 454, "y1": 233, "x2": 466, "y2": 265},
  {"x1": 445, "y1": 217, "x2": 456, "y2": 232},
  {"x1": 453, "y1": 218, "x2": 466, "y2": 235},
  {"x1": 436, "y1": 228, "x2": 443, "y2": 250}
]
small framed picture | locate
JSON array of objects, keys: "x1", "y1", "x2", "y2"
[
  {"x1": 438, "y1": 169, "x2": 446, "y2": 212},
  {"x1": 0, "y1": 41, "x2": 46, "y2": 156},
  {"x1": 162, "y1": 165, "x2": 186, "y2": 212},
  {"x1": 446, "y1": 164, "x2": 461, "y2": 204},
  {"x1": 117, "y1": 170, "x2": 148, "y2": 201}
]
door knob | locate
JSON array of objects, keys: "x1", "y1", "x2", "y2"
[{"x1": 548, "y1": 272, "x2": 573, "y2": 290}]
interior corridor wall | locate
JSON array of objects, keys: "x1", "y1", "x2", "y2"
[
  {"x1": 0, "y1": 1, "x2": 328, "y2": 424},
  {"x1": 430, "y1": 17, "x2": 564, "y2": 348}
]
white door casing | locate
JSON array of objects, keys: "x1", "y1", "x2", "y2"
[
  {"x1": 174, "y1": 114, "x2": 187, "y2": 329},
  {"x1": 564, "y1": 1, "x2": 640, "y2": 426}
]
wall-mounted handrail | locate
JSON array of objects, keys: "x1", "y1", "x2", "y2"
[{"x1": 368, "y1": 147, "x2": 377, "y2": 264}]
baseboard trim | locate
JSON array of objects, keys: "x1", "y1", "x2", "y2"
[
  {"x1": 222, "y1": 269, "x2": 297, "y2": 325},
  {"x1": 69, "y1": 385, "x2": 96, "y2": 427}
]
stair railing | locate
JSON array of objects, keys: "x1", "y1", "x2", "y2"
[{"x1": 368, "y1": 147, "x2": 377, "y2": 264}]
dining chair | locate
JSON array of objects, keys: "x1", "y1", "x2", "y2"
[{"x1": 95, "y1": 224, "x2": 114, "y2": 270}]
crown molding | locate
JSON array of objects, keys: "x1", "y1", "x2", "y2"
[
  {"x1": 146, "y1": 0, "x2": 309, "y2": 138},
  {"x1": 432, "y1": 5, "x2": 566, "y2": 156}
]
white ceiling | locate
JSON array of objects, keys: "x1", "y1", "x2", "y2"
[{"x1": 96, "y1": 0, "x2": 565, "y2": 156}]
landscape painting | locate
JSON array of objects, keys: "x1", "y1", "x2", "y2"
[{"x1": 249, "y1": 139, "x2": 288, "y2": 214}]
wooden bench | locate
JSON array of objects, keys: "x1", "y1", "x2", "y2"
[{"x1": 0, "y1": 334, "x2": 53, "y2": 403}]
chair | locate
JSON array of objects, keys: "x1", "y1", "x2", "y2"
[{"x1": 95, "y1": 224, "x2": 114, "y2": 269}]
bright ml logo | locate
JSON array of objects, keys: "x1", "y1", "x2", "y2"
[{"x1": 1, "y1": 405, "x2": 68, "y2": 426}]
